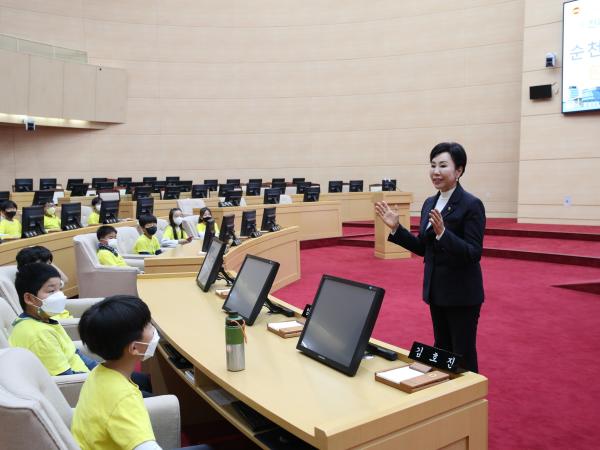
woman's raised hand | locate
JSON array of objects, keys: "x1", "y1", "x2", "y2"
[{"x1": 374, "y1": 201, "x2": 400, "y2": 230}]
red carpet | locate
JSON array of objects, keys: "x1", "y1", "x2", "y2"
[{"x1": 273, "y1": 246, "x2": 600, "y2": 450}]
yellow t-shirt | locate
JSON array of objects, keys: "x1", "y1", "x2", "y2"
[
  {"x1": 9, "y1": 315, "x2": 89, "y2": 375},
  {"x1": 197, "y1": 222, "x2": 220, "y2": 236},
  {"x1": 44, "y1": 214, "x2": 61, "y2": 230},
  {"x1": 162, "y1": 225, "x2": 187, "y2": 241},
  {"x1": 71, "y1": 364, "x2": 155, "y2": 450},
  {"x1": 88, "y1": 211, "x2": 100, "y2": 225},
  {"x1": 97, "y1": 248, "x2": 128, "y2": 267},
  {"x1": 0, "y1": 219, "x2": 22, "y2": 238},
  {"x1": 133, "y1": 234, "x2": 160, "y2": 255}
]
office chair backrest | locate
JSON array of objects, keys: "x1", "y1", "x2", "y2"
[
  {"x1": 182, "y1": 215, "x2": 200, "y2": 239},
  {"x1": 177, "y1": 198, "x2": 205, "y2": 216},
  {"x1": 0, "y1": 297, "x2": 16, "y2": 348},
  {"x1": 0, "y1": 266, "x2": 20, "y2": 316}
]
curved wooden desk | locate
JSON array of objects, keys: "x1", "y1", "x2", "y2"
[
  {"x1": 142, "y1": 226, "x2": 301, "y2": 292},
  {"x1": 0, "y1": 221, "x2": 137, "y2": 297},
  {"x1": 139, "y1": 275, "x2": 488, "y2": 450}
]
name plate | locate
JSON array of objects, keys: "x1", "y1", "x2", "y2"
[{"x1": 409, "y1": 341, "x2": 462, "y2": 373}]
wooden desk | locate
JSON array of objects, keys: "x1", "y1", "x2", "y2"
[
  {"x1": 139, "y1": 275, "x2": 488, "y2": 450},
  {"x1": 0, "y1": 220, "x2": 137, "y2": 297},
  {"x1": 143, "y1": 226, "x2": 300, "y2": 292},
  {"x1": 118, "y1": 198, "x2": 219, "y2": 219},
  {"x1": 196, "y1": 201, "x2": 342, "y2": 242}
]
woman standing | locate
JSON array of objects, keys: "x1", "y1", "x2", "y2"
[{"x1": 375, "y1": 142, "x2": 485, "y2": 372}]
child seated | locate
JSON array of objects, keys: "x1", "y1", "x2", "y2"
[
  {"x1": 87, "y1": 197, "x2": 101, "y2": 226},
  {"x1": 96, "y1": 225, "x2": 129, "y2": 267},
  {"x1": 71, "y1": 295, "x2": 159, "y2": 450},
  {"x1": 133, "y1": 215, "x2": 162, "y2": 255},
  {"x1": 197, "y1": 207, "x2": 219, "y2": 237},
  {"x1": 9, "y1": 263, "x2": 96, "y2": 375},
  {"x1": 0, "y1": 200, "x2": 22, "y2": 239},
  {"x1": 161, "y1": 208, "x2": 192, "y2": 247},
  {"x1": 43, "y1": 201, "x2": 61, "y2": 231}
]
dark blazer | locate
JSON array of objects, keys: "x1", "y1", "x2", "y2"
[{"x1": 388, "y1": 183, "x2": 485, "y2": 306}]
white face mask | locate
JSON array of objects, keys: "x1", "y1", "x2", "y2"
[
  {"x1": 133, "y1": 327, "x2": 159, "y2": 361},
  {"x1": 46, "y1": 207, "x2": 56, "y2": 216},
  {"x1": 95, "y1": 203, "x2": 102, "y2": 212},
  {"x1": 173, "y1": 217, "x2": 183, "y2": 226},
  {"x1": 107, "y1": 238, "x2": 119, "y2": 248},
  {"x1": 37, "y1": 291, "x2": 67, "y2": 315}
]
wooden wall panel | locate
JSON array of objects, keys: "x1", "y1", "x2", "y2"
[
  {"x1": 63, "y1": 62, "x2": 96, "y2": 120},
  {"x1": 28, "y1": 54, "x2": 63, "y2": 118},
  {"x1": 0, "y1": 48, "x2": 29, "y2": 114}
]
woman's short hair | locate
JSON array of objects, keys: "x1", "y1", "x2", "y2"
[{"x1": 430, "y1": 142, "x2": 467, "y2": 176}]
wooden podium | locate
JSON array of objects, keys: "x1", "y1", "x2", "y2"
[{"x1": 373, "y1": 191, "x2": 413, "y2": 260}]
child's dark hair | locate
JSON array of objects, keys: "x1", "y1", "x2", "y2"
[
  {"x1": 15, "y1": 263, "x2": 61, "y2": 309},
  {"x1": 91, "y1": 197, "x2": 101, "y2": 207},
  {"x1": 168, "y1": 208, "x2": 184, "y2": 239},
  {"x1": 78, "y1": 295, "x2": 152, "y2": 360},
  {"x1": 97, "y1": 225, "x2": 117, "y2": 241},
  {"x1": 1, "y1": 200, "x2": 17, "y2": 211},
  {"x1": 16, "y1": 246, "x2": 53, "y2": 269},
  {"x1": 139, "y1": 214, "x2": 157, "y2": 228}
]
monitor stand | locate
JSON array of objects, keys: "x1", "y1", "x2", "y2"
[{"x1": 264, "y1": 299, "x2": 294, "y2": 317}]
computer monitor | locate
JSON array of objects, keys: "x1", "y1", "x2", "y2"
[
  {"x1": 66, "y1": 178, "x2": 84, "y2": 191},
  {"x1": 201, "y1": 218, "x2": 216, "y2": 253},
  {"x1": 39, "y1": 178, "x2": 57, "y2": 190},
  {"x1": 382, "y1": 179, "x2": 397, "y2": 191},
  {"x1": 296, "y1": 275, "x2": 385, "y2": 376},
  {"x1": 133, "y1": 186, "x2": 152, "y2": 201},
  {"x1": 70, "y1": 183, "x2": 88, "y2": 197},
  {"x1": 295, "y1": 182, "x2": 311, "y2": 194},
  {"x1": 166, "y1": 176, "x2": 180, "y2": 185},
  {"x1": 192, "y1": 184, "x2": 209, "y2": 199},
  {"x1": 21, "y1": 206, "x2": 45, "y2": 238},
  {"x1": 204, "y1": 179, "x2": 218, "y2": 191},
  {"x1": 151, "y1": 180, "x2": 166, "y2": 193},
  {"x1": 162, "y1": 186, "x2": 180, "y2": 200},
  {"x1": 222, "y1": 255, "x2": 281, "y2": 326},
  {"x1": 178, "y1": 180, "x2": 193, "y2": 192},
  {"x1": 349, "y1": 180, "x2": 363, "y2": 192},
  {"x1": 117, "y1": 177, "x2": 132, "y2": 186},
  {"x1": 226, "y1": 179, "x2": 241, "y2": 188},
  {"x1": 240, "y1": 210, "x2": 260, "y2": 237},
  {"x1": 60, "y1": 202, "x2": 82, "y2": 231},
  {"x1": 196, "y1": 238, "x2": 227, "y2": 292},
  {"x1": 223, "y1": 190, "x2": 242, "y2": 207},
  {"x1": 218, "y1": 183, "x2": 235, "y2": 197},
  {"x1": 100, "y1": 200, "x2": 119, "y2": 224},
  {"x1": 96, "y1": 181, "x2": 115, "y2": 191},
  {"x1": 271, "y1": 181, "x2": 286, "y2": 194},
  {"x1": 14, "y1": 179, "x2": 33, "y2": 192},
  {"x1": 245, "y1": 184, "x2": 261, "y2": 196},
  {"x1": 261, "y1": 207, "x2": 281, "y2": 232},
  {"x1": 328, "y1": 181, "x2": 343, "y2": 193},
  {"x1": 218, "y1": 214, "x2": 239, "y2": 246},
  {"x1": 263, "y1": 188, "x2": 281, "y2": 205},
  {"x1": 292, "y1": 177, "x2": 305, "y2": 185},
  {"x1": 32, "y1": 190, "x2": 54, "y2": 206},
  {"x1": 271, "y1": 178, "x2": 285, "y2": 184},
  {"x1": 0, "y1": 191, "x2": 9, "y2": 202},
  {"x1": 143, "y1": 176, "x2": 157, "y2": 183},
  {"x1": 303, "y1": 186, "x2": 320, "y2": 202},
  {"x1": 248, "y1": 178, "x2": 262, "y2": 185},
  {"x1": 91, "y1": 178, "x2": 107, "y2": 189},
  {"x1": 126, "y1": 182, "x2": 144, "y2": 195},
  {"x1": 136, "y1": 197, "x2": 154, "y2": 219}
]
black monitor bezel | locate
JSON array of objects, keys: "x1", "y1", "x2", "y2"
[
  {"x1": 240, "y1": 210, "x2": 257, "y2": 237},
  {"x1": 69, "y1": 183, "x2": 88, "y2": 197},
  {"x1": 261, "y1": 207, "x2": 277, "y2": 231},
  {"x1": 32, "y1": 190, "x2": 55, "y2": 206},
  {"x1": 136, "y1": 196, "x2": 154, "y2": 219},
  {"x1": 91, "y1": 178, "x2": 107, "y2": 188},
  {"x1": 100, "y1": 200, "x2": 120, "y2": 224},
  {"x1": 196, "y1": 238, "x2": 227, "y2": 292},
  {"x1": 248, "y1": 178, "x2": 263, "y2": 185},
  {"x1": 95, "y1": 181, "x2": 115, "y2": 191},
  {"x1": 245, "y1": 184, "x2": 261, "y2": 196},
  {"x1": 263, "y1": 188, "x2": 281, "y2": 204},
  {"x1": 178, "y1": 180, "x2": 193, "y2": 192},
  {"x1": 21, "y1": 205, "x2": 45, "y2": 237},
  {"x1": 133, "y1": 186, "x2": 152, "y2": 200},
  {"x1": 201, "y1": 218, "x2": 216, "y2": 253},
  {"x1": 66, "y1": 178, "x2": 84, "y2": 191},
  {"x1": 271, "y1": 178, "x2": 285, "y2": 184},
  {"x1": 117, "y1": 177, "x2": 133, "y2": 186},
  {"x1": 218, "y1": 214, "x2": 235, "y2": 243},
  {"x1": 192, "y1": 184, "x2": 210, "y2": 198},
  {"x1": 163, "y1": 186, "x2": 181, "y2": 200},
  {"x1": 328, "y1": 181, "x2": 343, "y2": 193},
  {"x1": 60, "y1": 202, "x2": 81, "y2": 231},
  {"x1": 381, "y1": 179, "x2": 397, "y2": 191},
  {"x1": 39, "y1": 178, "x2": 57, "y2": 190},
  {"x1": 295, "y1": 182, "x2": 311, "y2": 194},
  {"x1": 218, "y1": 183, "x2": 236, "y2": 197},
  {"x1": 15, "y1": 178, "x2": 34, "y2": 192},
  {"x1": 0, "y1": 191, "x2": 10, "y2": 201},
  {"x1": 224, "y1": 190, "x2": 242, "y2": 206},
  {"x1": 349, "y1": 180, "x2": 363, "y2": 192},
  {"x1": 296, "y1": 275, "x2": 385, "y2": 376},
  {"x1": 204, "y1": 179, "x2": 219, "y2": 191},
  {"x1": 271, "y1": 181, "x2": 286, "y2": 193},
  {"x1": 143, "y1": 176, "x2": 158, "y2": 183},
  {"x1": 222, "y1": 254, "x2": 281, "y2": 326},
  {"x1": 303, "y1": 187, "x2": 320, "y2": 202}
]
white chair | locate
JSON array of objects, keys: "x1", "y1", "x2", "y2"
[
  {"x1": 80, "y1": 205, "x2": 92, "y2": 227},
  {"x1": 112, "y1": 226, "x2": 147, "y2": 269},
  {"x1": 156, "y1": 218, "x2": 169, "y2": 243},
  {"x1": 0, "y1": 266, "x2": 100, "y2": 341},
  {"x1": 182, "y1": 215, "x2": 200, "y2": 239},
  {"x1": 177, "y1": 198, "x2": 205, "y2": 216},
  {"x1": 0, "y1": 348, "x2": 181, "y2": 450},
  {"x1": 280, "y1": 194, "x2": 293, "y2": 204},
  {"x1": 98, "y1": 192, "x2": 120, "y2": 202},
  {"x1": 0, "y1": 297, "x2": 91, "y2": 407},
  {"x1": 73, "y1": 234, "x2": 139, "y2": 298}
]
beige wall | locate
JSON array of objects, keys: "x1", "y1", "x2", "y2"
[
  {"x1": 518, "y1": 0, "x2": 600, "y2": 225},
  {"x1": 0, "y1": 1, "x2": 525, "y2": 217}
]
